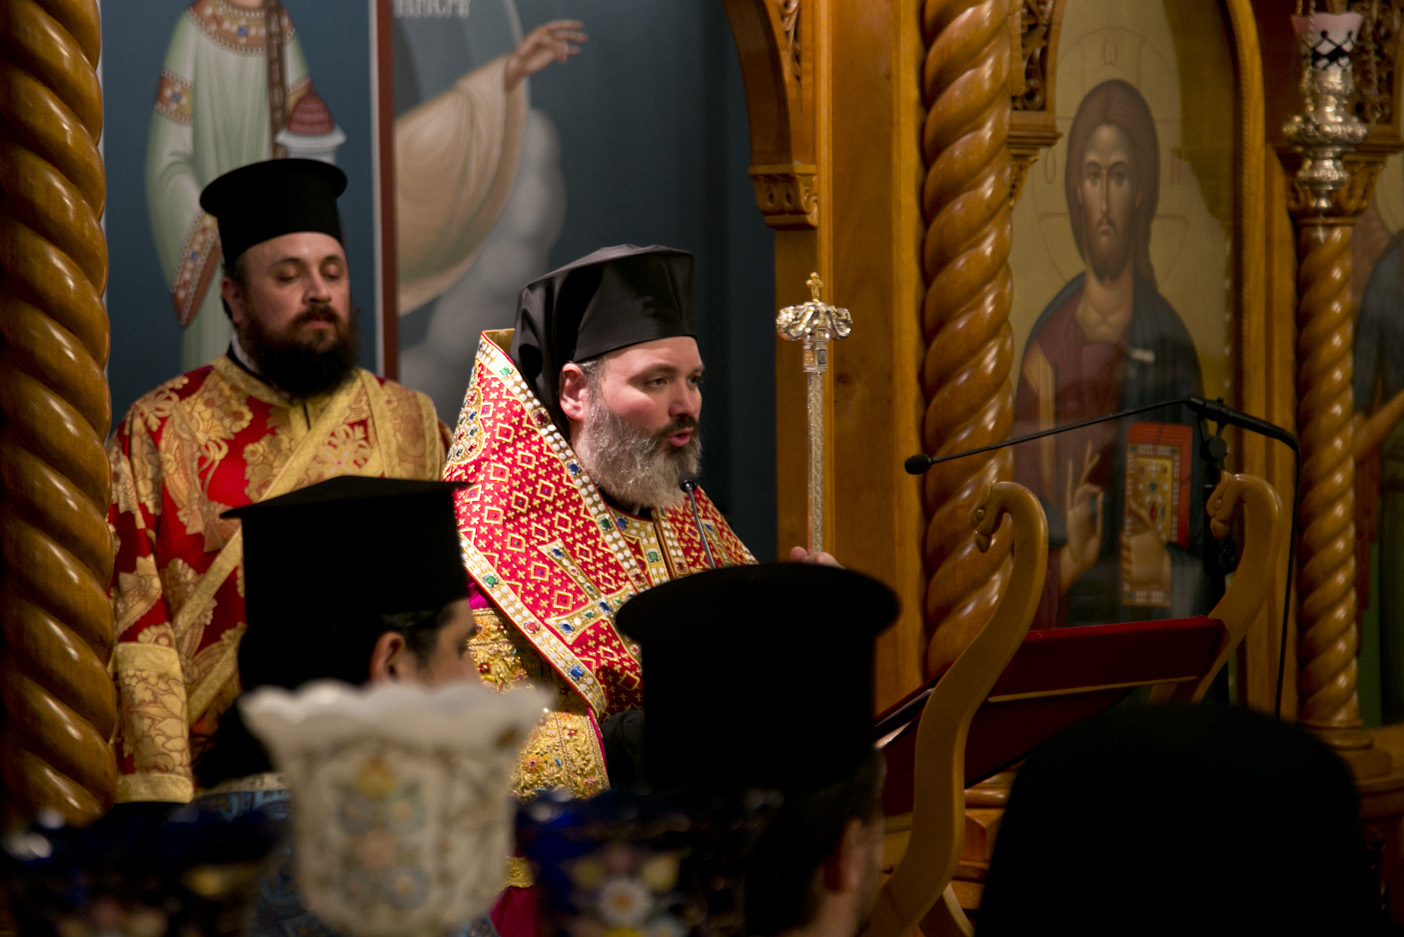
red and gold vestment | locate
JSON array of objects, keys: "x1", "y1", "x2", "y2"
[
  {"x1": 448, "y1": 332, "x2": 754, "y2": 806},
  {"x1": 108, "y1": 356, "x2": 449, "y2": 803}
]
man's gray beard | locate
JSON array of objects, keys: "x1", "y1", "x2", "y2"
[{"x1": 574, "y1": 396, "x2": 701, "y2": 512}]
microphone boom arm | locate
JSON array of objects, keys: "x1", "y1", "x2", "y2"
[{"x1": 904, "y1": 395, "x2": 1298, "y2": 474}]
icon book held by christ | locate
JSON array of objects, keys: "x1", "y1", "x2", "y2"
[{"x1": 1123, "y1": 422, "x2": 1194, "y2": 608}]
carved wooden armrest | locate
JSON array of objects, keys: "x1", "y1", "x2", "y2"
[{"x1": 862, "y1": 482, "x2": 1048, "y2": 937}]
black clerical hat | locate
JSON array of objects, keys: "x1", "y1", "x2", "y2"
[
  {"x1": 200, "y1": 158, "x2": 347, "y2": 269},
  {"x1": 615, "y1": 563, "x2": 898, "y2": 793},
  {"x1": 222, "y1": 475, "x2": 468, "y2": 688},
  {"x1": 511, "y1": 245, "x2": 695, "y2": 428}
]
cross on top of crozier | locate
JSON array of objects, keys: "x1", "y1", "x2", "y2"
[{"x1": 777, "y1": 272, "x2": 852, "y2": 346}]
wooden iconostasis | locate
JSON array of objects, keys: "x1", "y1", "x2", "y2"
[
  {"x1": 7, "y1": 0, "x2": 1404, "y2": 835},
  {"x1": 726, "y1": 0, "x2": 1404, "y2": 779}
]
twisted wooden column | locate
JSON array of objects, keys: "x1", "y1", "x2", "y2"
[
  {"x1": 1294, "y1": 216, "x2": 1373, "y2": 752},
  {"x1": 0, "y1": 0, "x2": 115, "y2": 824},
  {"x1": 919, "y1": 0, "x2": 1016, "y2": 677}
]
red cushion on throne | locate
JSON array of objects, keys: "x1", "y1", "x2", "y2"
[{"x1": 877, "y1": 615, "x2": 1224, "y2": 816}]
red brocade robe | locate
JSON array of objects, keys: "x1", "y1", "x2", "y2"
[
  {"x1": 447, "y1": 333, "x2": 754, "y2": 822},
  {"x1": 108, "y1": 356, "x2": 449, "y2": 803}
]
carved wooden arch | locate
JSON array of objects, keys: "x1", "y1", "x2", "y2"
[
  {"x1": 722, "y1": 0, "x2": 931, "y2": 709},
  {"x1": 721, "y1": 0, "x2": 819, "y2": 230},
  {"x1": 720, "y1": 0, "x2": 825, "y2": 600},
  {"x1": 720, "y1": 0, "x2": 1273, "y2": 716},
  {"x1": 1008, "y1": 0, "x2": 1068, "y2": 202}
]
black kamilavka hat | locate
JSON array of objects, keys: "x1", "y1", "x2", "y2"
[
  {"x1": 510, "y1": 244, "x2": 695, "y2": 429},
  {"x1": 222, "y1": 475, "x2": 468, "y2": 689},
  {"x1": 200, "y1": 158, "x2": 347, "y2": 270},
  {"x1": 615, "y1": 562, "x2": 898, "y2": 793}
]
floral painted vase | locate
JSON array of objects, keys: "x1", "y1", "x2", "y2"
[{"x1": 241, "y1": 680, "x2": 549, "y2": 937}]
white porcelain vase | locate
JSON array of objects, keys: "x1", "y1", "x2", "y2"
[{"x1": 241, "y1": 680, "x2": 548, "y2": 937}]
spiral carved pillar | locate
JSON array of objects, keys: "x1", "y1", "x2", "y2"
[
  {"x1": 919, "y1": 0, "x2": 1016, "y2": 677},
  {"x1": 1287, "y1": 151, "x2": 1391, "y2": 777},
  {"x1": 0, "y1": 0, "x2": 116, "y2": 824},
  {"x1": 1292, "y1": 213, "x2": 1378, "y2": 756}
]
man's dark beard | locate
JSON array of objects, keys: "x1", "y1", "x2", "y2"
[
  {"x1": 574, "y1": 395, "x2": 702, "y2": 511},
  {"x1": 1087, "y1": 215, "x2": 1133, "y2": 282},
  {"x1": 241, "y1": 305, "x2": 360, "y2": 399}
]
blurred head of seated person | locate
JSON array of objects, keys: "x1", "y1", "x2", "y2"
[
  {"x1": 977, "y1": 701, "x2": 1386, "y2": 937},
  {"x1": 184, "y1": 475, "x2": 496, "y2": 937},
  {"x1": 195, "y1": 475, "x2": 474, "y2": 790},
  {"x1": 614, "y1": 562, "x2": 899, "y2": 937}
]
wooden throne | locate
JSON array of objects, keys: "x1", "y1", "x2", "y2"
[{"x1": 863, "y1": 471, "x2": 1285, "y2": 937}]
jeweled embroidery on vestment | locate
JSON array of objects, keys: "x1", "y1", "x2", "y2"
[
  {"x1": 444, "y1": 334, "x2": 755, "y2": 723},
  {"x1": 188, "y1": 0, "x2": 296, "y2": 55},
  {"x1": 468, "y1": 609, "x2": 607, "y2": 802},
  {"x1": 155, "y1": 69, "x2": 195, "y2": 125}
]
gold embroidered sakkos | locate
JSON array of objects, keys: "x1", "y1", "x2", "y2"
[
  {"x1": 468, "y1": 609, "x2": 606, "y2": 802},
  {"x1": 448, "y1": 333, "x2": 754, "y2": 799},
  {"x1": 108, "y1": 357, "x2": 448, "y2": 804}
]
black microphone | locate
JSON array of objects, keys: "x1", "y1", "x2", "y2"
[
  {"x1": 677, "y1": 471, "x2": 718, "y2": 569},
  {"x1": 904, "y1": 452, "x2": 933, "y2": 475},
  {"x1": 1184, "y1": 396, "x2": 1300, "y2": 453}
]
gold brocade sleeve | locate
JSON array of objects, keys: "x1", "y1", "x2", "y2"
[
  {"x1": 381, "y1": 382, "x2": 449, "y2": 478},
  {"x1": 112, "y1": 644, "x2": 194, "y2": 804},
  {"x1": 468, "y1": 608, "x2": 608, "y2": 801},
  {"x1": 108, "y1": 403, "x2": 197, "y2": 804}
]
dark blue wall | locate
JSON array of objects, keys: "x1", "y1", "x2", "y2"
[
  {"x1": 514, "y1": 0, "x2": 777, "y2": 557},
  {"x1": 102, "y1": 1, "x2": 778, "y2": 559},
  {"x1": 102, "y1": 1, "x2": 379, "y2": 416},
  {"x1": 397, "y1": 1, "x2": 778, "y2": 557}
]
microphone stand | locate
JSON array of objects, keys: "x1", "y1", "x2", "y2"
[
  {"x1": 678, "y1": 471, "x2": 718, "y2": 569},
  {"x1": 908, "y1": 398, "x2": 1232, "y2": 584},
  {"x1": 905, "y1": 395, "x2": 1301, "y2": 716},
  {"x1": 1197, "y1": 420, "x2": 1231, "y2": 611},
  {"x1": 1183, "y1": 400, "x2": 1302, "y2": 717},
  {"x1": 903, "y1": 395, "x2": 1296, "y2": 474}
]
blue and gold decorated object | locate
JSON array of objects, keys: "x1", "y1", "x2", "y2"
[
  {"x1": 241, "y1": 680, "x2": 547, "y2": 937},
  {"x1": 1, "y1": 800, "x2": 280, "y2": 936},
  {"x1": 517, "y1": 788, "x2": 779, "y2": 937},
  {"x1": 2, "y1": 790, "x2": 499, "y2": 937}
]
